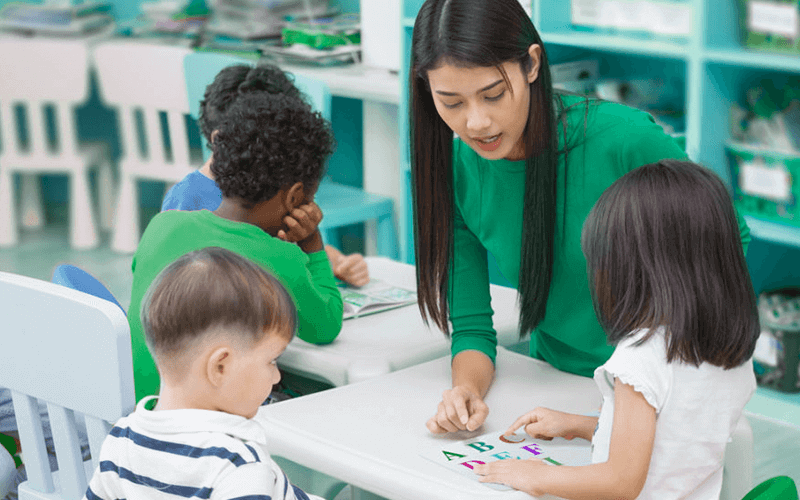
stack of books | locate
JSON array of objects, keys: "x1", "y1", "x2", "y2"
[
  {"x1": 204, "y1": 0, "x2": 329, "y2": 40},
  {"x1": 0, "y1": 2, "x2": 113, "y2": 36}
]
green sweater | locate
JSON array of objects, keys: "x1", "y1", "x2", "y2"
[
  {"x1": 128, "y1": 209, "x2": 343, "y2": 402},
  {"x1": 450, "y1": 95, "x2": 750, "y2": 377}
]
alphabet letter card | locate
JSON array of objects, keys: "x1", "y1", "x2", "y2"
[{"x1": 419, "y1": 429, "x2": 591, "y2": 490}]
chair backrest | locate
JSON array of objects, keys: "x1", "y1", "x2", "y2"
[
  {"x1": 93, "y1": 41, "x2": 195, "y2": 180},
  {"x1": 183, "y1": 51, "x2": 332, "y2": 161},
  {"x1": 51, "y1": 264, "x2": 125, "y2": 315},
  {"x1": 0, "y1": 38, "x2": 90, "y2": 160},
  {"x1": 742, "y1": 476, "x2": 799, "y2": 500},
  {"x1": 0, "y1": 271, "x2": 134, "y2": 500}
]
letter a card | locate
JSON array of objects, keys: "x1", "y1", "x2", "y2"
[{"x1": 419, "y1": 430, "x2": 591, "y2": 490}]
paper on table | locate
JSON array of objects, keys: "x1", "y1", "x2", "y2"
[
  {"x1": 339, "y1": 279, "x2": 417, "y2": 319},
  {"x1": 419, "y1": 430, "x2": 592, "y2": 491}
]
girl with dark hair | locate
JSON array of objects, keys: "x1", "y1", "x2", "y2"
[
  {"x1": 410, "y1": 0, "x2": 750, "y2": 433},
  {"x1": 473, "y1": 160, "x2": 759, "y2": 499}
]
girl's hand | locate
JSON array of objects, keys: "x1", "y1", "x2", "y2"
[
  {"x1": 278, "y1": 202, "x2": 324, "y2": 253},
  {"x1": 426, "y1": 386, "x2": 489, "y2": 433},
  {"x1": 473, "y1": 458, "x2": 549, "y2": 496},
  {"x1": 506, "y1": 407, "x2": 581, "y2": 441}
]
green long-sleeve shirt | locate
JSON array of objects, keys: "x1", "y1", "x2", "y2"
[
  {"x1": 450, "y1": 95, "x2": 750, "y2": 377},
  {"x1": 128, "y1": 209, "x2": 343, "y2": 402}
]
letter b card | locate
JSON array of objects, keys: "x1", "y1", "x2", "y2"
[{"x1": 419, "y1": 430, "x2": 591, "y2": 490}]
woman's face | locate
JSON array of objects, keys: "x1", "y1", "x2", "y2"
[{"x1": 426, "y1": 45, "x2": 541, "y2": 161}]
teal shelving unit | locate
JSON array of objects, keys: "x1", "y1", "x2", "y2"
[{"x1": 399, "y1": 0, "x2": 800, "y2": 289}]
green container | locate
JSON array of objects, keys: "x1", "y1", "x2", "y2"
[
  {"x1": 726, "y1": 142, "x2": 800, "y2": 228},
  {"x1": 738, "y1": 0, "x2": 800, "y2": 55}
]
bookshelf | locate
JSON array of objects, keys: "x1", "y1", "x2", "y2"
[{"x1": 398, "y1": 0, "x2": 800, "y2": 295}]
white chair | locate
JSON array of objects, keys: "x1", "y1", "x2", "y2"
[
  {"x1": 721, "y1": 415, "x2": 755, "y2": 500},
  {"x1": 93, "y1": 41, "x2": 197, "y2": 253},
  {"x1": 0, "y1": 37, "x2": 114, "y2": 249},
  {"x1": 0, "y1": 271, "x2": 135, "y2": 500}
]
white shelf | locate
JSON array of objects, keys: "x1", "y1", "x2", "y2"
[
  {"x1": 704, "y1": 48, "x2": 800, "y2": 73},
  {"x1": 745, "y1": 216, "x2": 800, "y2": 248},
  {"x1": 540, "y1": 30, "x2": 690, "y2": 59}
]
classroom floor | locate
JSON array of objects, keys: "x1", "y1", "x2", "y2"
[{"x1": 2, "y1": 221, "x2": 800, "y2": 493}]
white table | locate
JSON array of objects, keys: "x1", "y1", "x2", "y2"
[
  {"x1": 261, "y1": 347, "x2": 601, "y2": 500},
  {"x1": 278, "y1": 257, "x2": 523, "y2": 387}
]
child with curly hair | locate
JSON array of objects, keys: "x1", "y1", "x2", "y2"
[
  {"x1": 128, "y1": 89, "x2": 343, "y2": 403},
  {"x1": 162, "y1": 63, "x2": 369, "y2": 287}
]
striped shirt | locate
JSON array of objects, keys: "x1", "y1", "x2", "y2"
[{"x1": 83, "y1": 397, "x2": 322, "y2": 500}]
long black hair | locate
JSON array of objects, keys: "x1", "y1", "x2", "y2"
[
  {"x1": 410, "y1": 0, "x2": 560, "y2": 335},
  {"x1": 581, "y1": 160, "x2": 759, "y2": 368}
]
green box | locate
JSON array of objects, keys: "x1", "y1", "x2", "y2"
[
  {"x1": 726, "y1": 142, "x2": 800, "y2": 227},
  {"x1": 739, "y1": 0, "x2": 800, "y2": 55}
]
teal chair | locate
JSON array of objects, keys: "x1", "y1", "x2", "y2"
[{"x1": 183, "y1": 52, "x2": 399, "y2": 258}]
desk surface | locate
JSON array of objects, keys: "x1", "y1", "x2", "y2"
[
  {"x1": 279, "y1": 257, "x2": 522, "y2": 387},
  {"x1": 260, "y1": 348, "x2": 601, "y2": 500}
]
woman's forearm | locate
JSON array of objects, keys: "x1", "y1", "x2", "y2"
[{"x1": 452, "y1": 350, "x2": 495, "y2": 397}]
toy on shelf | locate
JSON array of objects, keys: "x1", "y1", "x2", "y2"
[{"x1": 727, "y1": 80, "x2": 800, "y2": 228}]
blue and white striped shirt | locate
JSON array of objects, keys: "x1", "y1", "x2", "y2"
[{"x1": 83, "y1": 397, "x2": 321, "y2": 500}]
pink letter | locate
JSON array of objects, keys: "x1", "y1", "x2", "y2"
[{"x1": 459, "y1": 460, "x2": 486, "y2": 470}]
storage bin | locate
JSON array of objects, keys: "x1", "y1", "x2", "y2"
[
  {"x1": 756, "y1": 290, "x2": 800, "y2": 393},
  {"x1": 571, "y1": 0, "x2": 692, "y2": 40},
  {"x1": 726, "y1": 142, "x2": 800, "y2": 228},
  {"x1": 738, "y1": 0, "x2": 800, "y2": 55}
]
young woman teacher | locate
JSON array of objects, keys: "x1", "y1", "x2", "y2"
[{"x1": 409, "y1": 0, "x2": 750, "y2": 434}]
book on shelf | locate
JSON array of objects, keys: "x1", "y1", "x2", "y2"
[
  {"x1": 339, "y1": 279, "x2": 417, "y2": 320},
  {"x1": 0, "y1": 2, "x2": 113, "y2": 35}
]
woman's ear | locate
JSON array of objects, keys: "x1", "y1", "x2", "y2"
[
  {"x1": 281, "y1": 182, "x2": 305, "y2": 213},
  {"x1": 526, "y1": 44, "x2": 542, "y2": 84},
  {"x1": 210, "y1": 129, "x2": 219, "y2": 143},
  {"x1": 206, "y1": 346, "x2": 231, "y2": 388}
]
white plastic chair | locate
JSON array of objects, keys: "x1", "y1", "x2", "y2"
[
  {"x1": 0, "y1": 271, "x2": 134, "y2": 500},
  {"x1": 721, "y1": 415, "x2": 755, "y2": 500},
  {"x1": 93, "y1": 41, "x2": 197, "y2": 253},
  {"x1": 0, "y1": 37, "x2": 114, "y2": 249}
]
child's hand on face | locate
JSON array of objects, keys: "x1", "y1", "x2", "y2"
[
  {"x1": 278, "y1": 202, "x2": 324, "y2": 253},
  {"x1": 506, "y1": 407, "x2": 579, "y2": 441},
  {"x1": 473, "y1": 458, "x2": 549, "y2": 496}
]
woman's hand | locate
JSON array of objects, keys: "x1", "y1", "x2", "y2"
[
  {"x1": 278, "y1": 202, "x2": 324, "y2": 253},
  {"x1": 506, "y1": 407, "x2": 593, "y2": 441},
  {"x1": 426, "y1": 385, "x2": 489, "y2": 433},
  {"x1": 473, "y1": 458, "x2": 550, "y2": 496},
  {"x1": 325, "y1": 246, "x2": 370, "y2": 287}
]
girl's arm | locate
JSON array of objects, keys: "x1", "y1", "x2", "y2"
[
  {"x1": 505, "y1": 407, "x2": 598, "y2": 442},
  {"x1": 475, "y1": 378, "x2": 656, "y2": 500}
]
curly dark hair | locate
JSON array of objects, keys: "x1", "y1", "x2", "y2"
[
  {"x1": 210, "y1": 92, "x2": 335, "y2": 207},
  {"x1": 198, "y1": 63, "x2": 302, "y2": 142}
]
